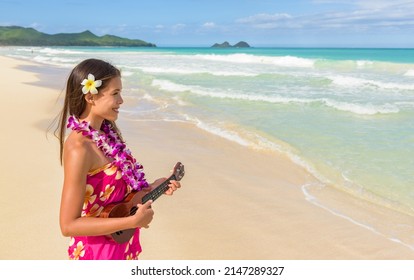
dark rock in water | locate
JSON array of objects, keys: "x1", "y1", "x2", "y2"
[
  {"x1": 211, "y1": 41, "x2": 232, "y2": 48},
  {"x1": 211, "y1": 41, "x2": 250, "y2": 48},
  {"x1": 233, "y1": 41, "x2": 250, "y2": 48}
]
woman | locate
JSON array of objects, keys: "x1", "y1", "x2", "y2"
[{"x1": 56, "y1": 58, "x2": 181, "y2": 260}]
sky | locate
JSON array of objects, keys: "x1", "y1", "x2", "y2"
[{"x1": 1, "y1": 0, "x2": 414, "y2": 47}]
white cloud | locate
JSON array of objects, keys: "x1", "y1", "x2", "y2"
[
  {"x1": 168, "y1": 23, "x2": 186, "y2": 35},
  {"x1": 202, "y1": 22, "x2": 216, "y2": 28},
  {"x1": 237, "y1": 13, "x2": 292, "y2": 23},
  {"x1": 236, "y1": 13, "x2": 298, "y2": 29},
  {"x1": 154, "y1": 24, "x2": 164, "y2": 33},
  {"x1": 29, "y1": 22, "x2": 44, "y2": 30},
  {"x1": 172, "y1": 23, "x2": 186, "y2": 30},
  {"x1": 349, "y1": 0, "x2": 413, "y2": 9},
  {"x1": 312, "y1": 0, "x2": 413, "y2": 9},
  {"x1": 236, "y1": 1, "x2": 414, "y2": 33}
]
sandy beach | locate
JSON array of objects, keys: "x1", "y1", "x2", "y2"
[{"x1": 1, "y1": 55, "x2": 413, "y2": 260}]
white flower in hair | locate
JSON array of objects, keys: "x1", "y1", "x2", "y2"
[{"x1": 81, "y1": 74, "x2": 102, "y2": 94}]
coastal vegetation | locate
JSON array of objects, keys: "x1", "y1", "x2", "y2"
[{"x1": 0, "y1": 26, "x2": 156, "y2": 47}]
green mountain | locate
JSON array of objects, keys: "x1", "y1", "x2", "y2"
[{"x1": 0, "y1": 26, "x2": 156, "y2": 47}]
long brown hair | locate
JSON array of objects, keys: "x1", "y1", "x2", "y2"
[{"x1": 54, "y1": 58, "x2": 122, "y2": 164}]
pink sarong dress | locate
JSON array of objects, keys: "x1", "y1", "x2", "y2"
[{"x1": 68, "y1": 162, "x2": 142, "y2": 260}]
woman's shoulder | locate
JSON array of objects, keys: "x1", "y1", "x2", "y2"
[
  {"x1": 64, "y1": 131, "x2": 110, "y2": 172},
  {"x1": 64, "y1": 131, "x2": 95, "y2": 158}
]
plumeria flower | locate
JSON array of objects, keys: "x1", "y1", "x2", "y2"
[{"x1": 81, "y1": 74, "x2": 102, "y2": 94}]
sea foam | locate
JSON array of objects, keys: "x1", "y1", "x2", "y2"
[
  {"x1": 193, "y1": 53, "x2": 315, "y2": 68},
  {"x1": 152, "y1": 79, "x2": 401, "y2": 115}
]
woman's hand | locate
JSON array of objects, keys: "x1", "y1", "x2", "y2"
[
  {"x1": 164, "y1": 180, "x2": 181, "y2": 195},
  {"x1": 151, "y1": 177, "x2": 182, "y2": 196},
  {"x1": 133, "y1": 200, "x2": 154, "y2": 229}
]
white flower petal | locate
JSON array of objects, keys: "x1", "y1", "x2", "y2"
[
  {"x1": 82, "y1": 86, "x2": 89, "y2": 94},
  {"x1": 90, "y1": 87, "x2": 98, "y2": 94},
  {"x1": 87, "y1": 74, "x2": 95, "y2": 81},
  {"x1": 94, "y1": 80, "x2": 102, "y2": 87},
  {"x1": 81, "y1": 79, "x2": 88, "y2": 86}
]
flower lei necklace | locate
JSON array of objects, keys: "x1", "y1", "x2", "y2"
[{"x1": 67, "y1": 115, "x2": 148, "y2": 191}]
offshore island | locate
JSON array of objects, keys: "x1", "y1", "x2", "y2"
[
  {"x1": 211, "y1": 41, "x2": 250, "y2": 48},
  {"x1": 0, "y1": 26, "x2": 156, "y2": 47}
]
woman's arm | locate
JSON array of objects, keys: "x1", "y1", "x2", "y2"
[{"x1": 59, "y1": 139, "x2": 153, "y2": 237}]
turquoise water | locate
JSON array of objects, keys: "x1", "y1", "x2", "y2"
[{"x1": 3, "y1": 46, "x2": 414, "y2": 216}]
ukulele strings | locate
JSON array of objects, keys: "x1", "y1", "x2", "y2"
[{"x1": 129, "y1": 175, "x2": 175, "y2": 216}]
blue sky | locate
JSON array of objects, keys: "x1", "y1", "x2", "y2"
[{"x1": 1, "y1": 0, "x2": 414, "y2": 47}]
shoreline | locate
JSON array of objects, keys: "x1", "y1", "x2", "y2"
[{"x1": 1, "y1": 55, "x2": 413, "y2": 260}]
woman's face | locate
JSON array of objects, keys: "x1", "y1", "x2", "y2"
[{"x1": 91, "y1": 76, "x2": 123, "y2": 122}]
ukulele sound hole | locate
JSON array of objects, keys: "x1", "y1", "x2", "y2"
[{"x1": 130, "y1": 206, "x2": 138, "y2": 216}]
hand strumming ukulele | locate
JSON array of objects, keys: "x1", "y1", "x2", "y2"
[{"x1": 99, "y1": 162, "x2": 185, "y2": 244}]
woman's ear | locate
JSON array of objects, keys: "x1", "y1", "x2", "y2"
[{"x1": 84, "y1": 93, "x2": 94, "y2": 104}]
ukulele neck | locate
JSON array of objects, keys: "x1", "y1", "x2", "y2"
[{"x1": 142, "y1": 175, "x2": 176, "y2": 203}]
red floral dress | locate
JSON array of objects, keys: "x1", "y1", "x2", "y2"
[{"x1": 68, "y1": 162, "x2": 142, "y2": 260}]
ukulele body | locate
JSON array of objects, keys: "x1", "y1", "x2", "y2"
[{"x1": 100, "y1": 188, "x2": 150, "y2": 244}]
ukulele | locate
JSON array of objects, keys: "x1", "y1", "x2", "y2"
[{"x1": 99, "y1": 162, "x2": 185, "y2": 244}]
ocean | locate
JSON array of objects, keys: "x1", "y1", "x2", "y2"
[{"x1": 2, "y1": 46, "x2": 414, "y2": 230}]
